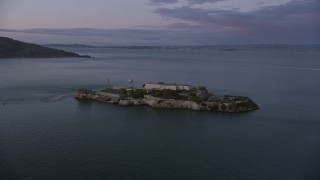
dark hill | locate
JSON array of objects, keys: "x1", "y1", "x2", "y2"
[{"x1": 0, "y1": 37, "x2": 90, "y2": 58}]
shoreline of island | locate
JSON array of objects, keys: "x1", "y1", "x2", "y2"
[{"x1": 75, "y1": 82, "x2": 259, "y2": 113}]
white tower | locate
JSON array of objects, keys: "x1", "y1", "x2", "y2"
[{"x1": 128, "y1": 79, "x2": 133, "y2": 88}]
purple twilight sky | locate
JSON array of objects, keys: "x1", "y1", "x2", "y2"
[{"x1": 0, "y1": 0, "x2": 319, "y2": 45}]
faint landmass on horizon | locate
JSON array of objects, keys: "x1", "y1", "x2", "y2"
[{"x1": 45, "y1": 44, "x2": 320, "y2": 52}]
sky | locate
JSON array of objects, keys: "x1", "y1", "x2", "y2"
[{"x1": 0, "y1": 0, "x2": 319, "y2": 45}]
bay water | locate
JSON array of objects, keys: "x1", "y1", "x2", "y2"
[{"x1": 1, "y1": 48, "x2": 320, "y2": 179}]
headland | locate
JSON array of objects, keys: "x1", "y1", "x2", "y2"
[{"x1": 0, "y1": 37, "x2": 91, "y2": 58}]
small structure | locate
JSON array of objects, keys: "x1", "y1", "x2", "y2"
[
  {"x1": 143, "y1": 82, "x2": 191, "y2": 91},
  {"x1": 196, "y1": 86, "x2": 209, "y2": 99}
]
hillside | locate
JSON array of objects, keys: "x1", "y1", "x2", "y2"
[{"x1": 0, "y1": 37, "x2": 90, "y2": 58}]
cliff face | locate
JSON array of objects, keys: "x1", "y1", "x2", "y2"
[
  {"x1": 75, "y1": 90, "x2": 259, "y2": 113},
  {"x1": 0, "y1": 37, "x2": 90, "y2": 58}
]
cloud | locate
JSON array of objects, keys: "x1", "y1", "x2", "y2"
[
  {"x1": 155, "y1": 0, "x2": 319, "y2": 27},
  {"x1": 153, "y1": 0, "x2": 320, "y2": 43},
  {"x1": 149, "y1": 0, "x2": 178, "y2": 5},
  {"x1": 186, "y1": 0, "x2": 225, "y2": 5},
  {"x1": 1, "y1": 1, "x2": 319, "y2": 45},
  {"x1": 149, "y1": 0, "x2": 225, "y2": 5}
]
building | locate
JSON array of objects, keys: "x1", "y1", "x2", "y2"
[{"x1": 143, "y1": 82, "x2": 191, "y2": 91}]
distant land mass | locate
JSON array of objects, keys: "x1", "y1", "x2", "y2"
[
  {"x1": 45, "y1": 43, "x2": 320, "y2": 52},
  {"x1": 0, "y1": 37, "x2": 90, "y2": 58}
]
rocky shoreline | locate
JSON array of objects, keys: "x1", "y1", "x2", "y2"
[{"x1": 75, "y1": 85, "x2": 259, "y2": 113}]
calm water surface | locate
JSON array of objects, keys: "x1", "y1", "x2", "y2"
[{"x1": 1, "y1": 48, "x2": 320, "y2": 180}]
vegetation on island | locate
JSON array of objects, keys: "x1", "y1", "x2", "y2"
[
  {"x1": 118, "y1": 88, "x2": 207, "y2": 104},
  {"x1": 76, "y1": 83, "x2": 259, "y2": 113}
]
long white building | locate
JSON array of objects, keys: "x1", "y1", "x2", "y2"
[{"x1": 143, "y1": 83, "x2": 191, "y2": 91}]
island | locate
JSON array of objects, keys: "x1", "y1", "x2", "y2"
[
  {"x1": 75, "y1": 82, "x2": 259, "y2": 113},
  {"x1": 0, "y1": 37, "x2": 90, "y2": 58}
]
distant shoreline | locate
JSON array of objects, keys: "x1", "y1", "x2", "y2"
[{"x1": 46, "y1": 44, "x2": 320, "y2": 52}]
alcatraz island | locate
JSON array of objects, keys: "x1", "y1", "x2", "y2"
[{"x1": 75, "y1": 82, "x2": 259, "y2": 113}]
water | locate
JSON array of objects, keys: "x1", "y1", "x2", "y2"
[{"x1": 1, "y1": 48, "x2": 320, "y2": 180}]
